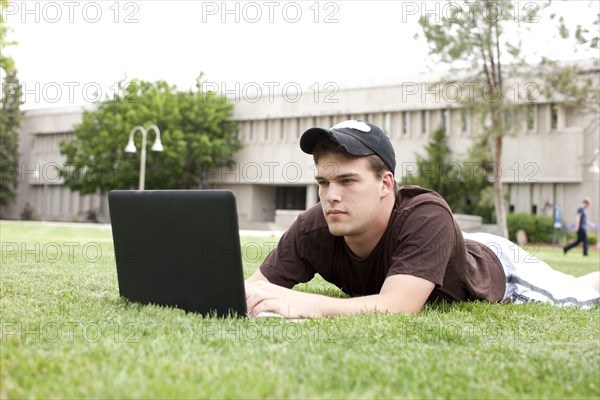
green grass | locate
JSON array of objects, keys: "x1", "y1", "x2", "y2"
[{"x1": 1, "y1": 220, "x2": 599, "y2": 399}]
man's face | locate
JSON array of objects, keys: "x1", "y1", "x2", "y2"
[{"x1": 315, "y1": 152, "x2": 389, "y2": 238}]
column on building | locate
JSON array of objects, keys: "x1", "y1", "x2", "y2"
[{"x1": 305, "y1": 184, "x2": 318, "y2": 209}]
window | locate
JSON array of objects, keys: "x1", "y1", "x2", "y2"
[
  {"x1": 383, "y1": 113, "x2": 391, "y2": 135},
  {"x1": 264, "y1": 120, "x2": 269, "y2": 141},
  {"x1": 461, "y1": 109, "x2": 469, "y2": 133},
  {"x1": 421, "y1": 111, "x2": 428, "y2": 134},
  {"x1": 526, "y1": 104, "x2": 535, "y2": 131},
  {"x1": 278, "y1": 119, "x2": 284, "y2": 141},
  {"x1": 504, "y1": 109, "x2": 514, "y2": 130},
  {"x1": 402, "y1": 112, "x2": 408, "y2": 135},
  {"x1": 296, "y1": 118, "x2": 301, "y2": 139},
  {"x1": 276, "y1": 187, "x2": 306, "y2": 210},
  {"x1": 550, "y1": 103, "x2": 558, "y2": 130},
  {"x1": 441, "y1": 109, "x2": 448, "y2": 133}
]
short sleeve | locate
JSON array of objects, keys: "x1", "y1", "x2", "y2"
[
  {"x1": 259, "y1": 218, "x2": 316, "y2": 288},
  {"x1": 387, "y1": 203, "x2": 457, "y2": 286}
]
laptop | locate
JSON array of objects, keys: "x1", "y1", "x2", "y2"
[{"x1": 108, "y1": 190, "x2": 247, "y2": 317}]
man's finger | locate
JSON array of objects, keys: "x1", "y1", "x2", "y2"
[{"x1": 249, "y1": 298, "x2": 280, "y2": 317}]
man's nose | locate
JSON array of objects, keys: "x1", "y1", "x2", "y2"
[{"x1": 324, "y1": 183, "x2": 342, "y2": 203}]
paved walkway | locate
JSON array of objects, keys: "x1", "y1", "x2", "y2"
[{"x1": 1, "y1": 219, "x2": 284, "y2": 237}]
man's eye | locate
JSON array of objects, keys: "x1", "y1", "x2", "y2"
[
  {"x1": 341, "y1": 179, "x2": 353, "y2": 184},
  {"x1": 317, "y1": 180, "x2": 328, "y2": 186}
]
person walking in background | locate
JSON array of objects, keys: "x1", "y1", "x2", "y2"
[{"x1": 564, "y1": 197, "x2": 594, "y2": 256}]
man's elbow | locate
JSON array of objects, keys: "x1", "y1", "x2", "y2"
[
  {"x1": 377, "y1": 275, "x2": 434, "y2": 315},
  {"x1": 377, "y1": 293, "x2": 426, "y2": 315}
]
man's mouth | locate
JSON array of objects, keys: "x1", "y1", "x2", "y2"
[{"x1": 327, "y1": 209, "x2": 347, "y2": 216}]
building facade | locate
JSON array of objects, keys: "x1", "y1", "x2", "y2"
[{"x1": 2, "y1": 77, "x2": 598, "y2": 232}]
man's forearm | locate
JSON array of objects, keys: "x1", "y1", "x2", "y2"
[
  {"x1": 307, "y1": 273, "x2": 435, "y2": 316},
  {"x1": 245, "y1": 268, "x2": 269, "y2": 284},
  {"x1": 311, "y1": 292, "x2": 416, "y2": 316},
  {"x1": 245, "y1": 274, "x2": 434, "y2": 318}
]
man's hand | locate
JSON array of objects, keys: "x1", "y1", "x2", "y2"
[
  {"x1": 245, "y1": 273, "x2": 435, "y2": 318},
  {"x1": 245, "y1": 280, "x2": 324, "y2": 318}
]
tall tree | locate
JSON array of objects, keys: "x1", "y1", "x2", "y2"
[
  {"x1": 59, "y1": 76, "x2": 241, "y2": 193},
  {"x1": 403, "y1": 126, "x2": 492, "y2": 219},
  {"x1": 0, "y1": 0, "x2": 23, "y2": 206},
  {"x1": 403, "y1": 127, "x2": 463, "y2": 209},
  {"x1": 418, "y1": 0, "x2": 598, "y2": 238}
]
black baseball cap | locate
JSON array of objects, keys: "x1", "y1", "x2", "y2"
[{"x1": 300, "y1": 120, "x2": 396, "y2": 175}]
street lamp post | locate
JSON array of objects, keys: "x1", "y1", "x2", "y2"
[{"x1": 125, "y1": 125, "x2": 163, "y2": 190}]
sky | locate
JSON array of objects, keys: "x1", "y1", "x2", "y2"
[{"x1": 2, "y1": 0, "x2": 598, "y2": 109}]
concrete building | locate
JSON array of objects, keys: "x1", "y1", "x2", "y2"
[{"x1": 2, "y1": 75, "x2": 598, "y2": 232}]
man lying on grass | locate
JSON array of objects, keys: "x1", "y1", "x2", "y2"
[{"x1": 245, "y1": 120, "x2": 600, "y2": 318}]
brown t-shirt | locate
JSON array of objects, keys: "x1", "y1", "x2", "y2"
[{"x1": 260, "y1": 186, "x2": 506, "y2": 303}]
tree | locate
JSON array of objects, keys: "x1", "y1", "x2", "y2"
[
  {"x1": 402, "y1": 127, "x2": 462, "y2": 208},
  {"x1": 0, "y1": 0, "x2": 23, "y2": 206},
  {"x1": 417, "y1": 0, "x2": 598, "y2": 238},
  {"x1": 59, "y1": 76, "x2": 241, "y2": 193},
  {"x1": 464, "y1": 130, "x2": 496, "y2": 223},
  {"x1": 402, "y1": 126, "x2": 492, "y2": 219}
]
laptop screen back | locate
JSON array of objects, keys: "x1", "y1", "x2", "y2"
[{"x1": 108, "y1": 190, "x2": 247, "y2": 317}]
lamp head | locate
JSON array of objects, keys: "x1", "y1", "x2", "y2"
[
  {"x1": 125, "y1": 138, "x2": 137, "y2": 153},
  {"x1": 151, "y1": 137, "x2": 164, "y2": 152}
]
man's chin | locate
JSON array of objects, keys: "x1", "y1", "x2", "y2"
[{"x1": 327, "y1": 223, "x2": 350, "y2": 237}]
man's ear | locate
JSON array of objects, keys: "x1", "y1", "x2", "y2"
[{"x1": 380, "y1": 171, "x2": 395, "y2": 198}]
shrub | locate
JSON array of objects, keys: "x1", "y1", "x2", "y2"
[
  {"x1": 589, "y1": 232, "x2": 598, "y2": 246},
  {"x1": 563, "y1": 230, "x2": 598, "y2": 246},
  {"x1": 471, "y1": 186, "x2": 496, "y2": 224},
  {"x1": 507, "y1": 213, "x2": 554, "y2": 244}
]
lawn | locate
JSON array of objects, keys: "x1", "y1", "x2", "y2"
[{"x1": 1, "y1": 220, "x2": 599, "y2": 399}]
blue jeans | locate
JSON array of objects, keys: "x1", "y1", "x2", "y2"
[{"x1": 564, "y1": 228, "x2": 589, "y2": 256}]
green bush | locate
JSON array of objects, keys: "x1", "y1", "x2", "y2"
[
  {"x1": 507, "y1": 213, "x2": 554, "y2": 243},
  {"x1": 563, "y1": 230, "x2": 598, "y2": 246},
  {"x1": 590, "y1": 232, "x2": 598, "y2": 246}
]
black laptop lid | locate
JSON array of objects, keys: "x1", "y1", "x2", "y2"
[{"x1": 108, "y1": 190, "x2": 247, "y2": 317}]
